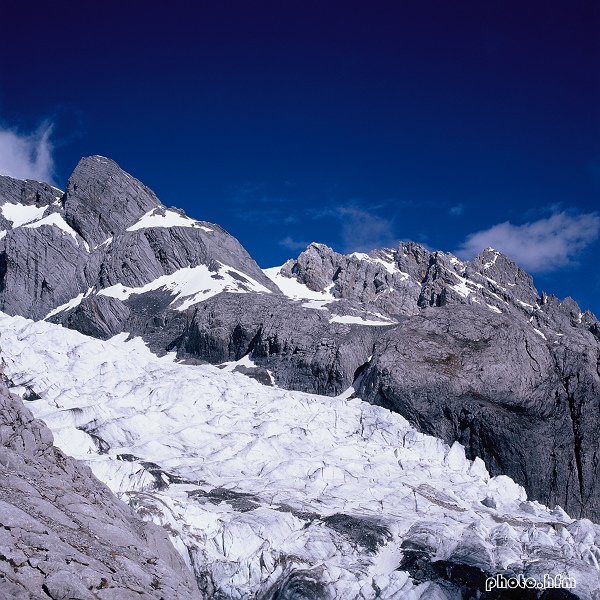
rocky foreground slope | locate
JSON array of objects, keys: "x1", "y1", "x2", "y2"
[{"x1": 0, "y1": 379, "x2": 199, "y2": 599}]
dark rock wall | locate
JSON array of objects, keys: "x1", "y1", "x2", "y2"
[
  {"x1": 171, "y1": 293, "x2": 381, "y2": 396},
  {"x1": 358, "y1": 305, "x2": 600, "y2": 520}
]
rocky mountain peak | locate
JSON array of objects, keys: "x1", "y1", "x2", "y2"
[
  {"x1": 63, "y1": 155, "x2": 162, "y2": 248},
  {"x1": 277, "y1": 240, "x2": 545, "y2": 319},
  {"x1": 0, "y1": 157, "x2": 278, "y2": 324}
]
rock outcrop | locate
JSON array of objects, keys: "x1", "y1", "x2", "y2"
[
  {"x1": 169, "y1": 292, "x2": 382, "y2": 395},
  {"x1": 0, "y1": 379, "x2": 200, "y2": 599},
  {"x1": 357, "y1": 303, "x2": 600, "y2": 520},
  {"x1": 0, "y1": 156, "x2": 278, "y2": 322}
]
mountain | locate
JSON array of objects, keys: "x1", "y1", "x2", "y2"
[
  {"x1": 0, "y1": 155, "x2": 278, "y2": 325},
  {"x1": 0, "y1": 157, "x2": 599, "y2": 598}
]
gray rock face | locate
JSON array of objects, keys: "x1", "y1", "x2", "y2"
[
  {"x1": 60, "y1": 295, "x2": 132, "y2": 340},
  {"x1": 171, "y1": 293, "x2": 381, "y2": 396},
  {"x1": 0, "y1": 175, "x2": 60, "y2": 231},
  {"x1": 358, "y1": 304, "x2": 600, "y2": 520},
  {"x1": 279, "y1": 243, "x2": 423, "y2": 315},
  {"x1": 0, "y1": 380, "x2": 200, "y2": 599},
  {"x1": 281, "y1": 242, "x2": 550, "y2": 317},
  {"x1": 0, "y1": 226, "x2": 88, "y2": 320},
  {"x1": 63, "y1": 156, "x2": 162, "y2": 249},
  {"x1": 0, "y1": 156, "x2": 277, "y2": 323}
]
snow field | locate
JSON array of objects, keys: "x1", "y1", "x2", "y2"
[{"x1": 0, "y1": 313, "x2": 598, "y2": 599}]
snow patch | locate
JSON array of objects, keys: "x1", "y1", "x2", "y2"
[
  {"x1": 350, "y1": 252, "x2": 407, "y2": 277},
  {"x1": 24, "y1": 212, "x2": 89, "y2": 250},
  {"x1": 94, "y1": 237, "x2": 113, "y2": 250},
  {"x1": 126, "y1": 208, "x2": 210, "y2": 232},
  {"x1": 486, "y1": 304, "x2": 502, "y2": 314},
  {"x1": 483, "y1": 250, "x2": 500, "y2": 269},
  {"x1": 329, "y1": 315, "x2": 397, "y2": 326},
  {"x1": 263, "y1": 266, "x2": 337, "y2": 300},
  {"x1": 44, "y1": 288, "x2": 94, "y2": 320},
  {"x1": 1, "y1": 202, "x2": 47, "y2": 227},
  {"x1": 301, "y1": 300, "x2": 332, "y2": 310},
  {"x1": 217, "y1": 353, "x2": 257, "y2": 372},
  {"x1": 99, "y1": 262, "x2": 272, "y2": 310}
]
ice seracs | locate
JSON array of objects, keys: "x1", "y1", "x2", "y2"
[{"x1": 0, "y1": 312, "x2": 598, "y2": 599}]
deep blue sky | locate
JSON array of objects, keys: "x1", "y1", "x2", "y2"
[{"x1": 1, "y1": 1, "x2": 599, "y2": 315}]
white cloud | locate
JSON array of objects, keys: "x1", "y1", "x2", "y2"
[
  {"x1": 456, "y1": 212, "x2": 600, "y2": 272},
  {"x1": 0, "y1": 122, "x2": 55, "y2": 184},
  {"x1": 279, "y1": 235, "x2": 311, "y2": 251},
  {"x1": 337, "y1": 206, "x2": 397, "y2": 253},
  {"x1": 449, "y1": 203, "x2": 464, "y2": 216}
]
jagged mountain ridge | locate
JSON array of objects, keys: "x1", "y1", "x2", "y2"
[
  {"x1": 0, "y1": 157, "x2": 599, "y2": 526},
  {"x1": 0, "y1": 155, "x2": 278, "y2": 323}
]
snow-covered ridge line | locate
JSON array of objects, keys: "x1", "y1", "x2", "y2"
[
  {"x1": 99, "y1": 261, "x2": 272, "y2": 310},
  {"x1": 0, "y1": 313, "x2": 598, "y2": 599},
  {"x1": 263, "y1": 266, "x2": 337, "y2": 300},
  {"x1": 126, "y1": 207, "x2": 214, "y2": 232}
]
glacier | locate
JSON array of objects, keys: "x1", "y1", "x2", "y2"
[{"x1": 1, "y1": 312, "x2": 598, "y2": 598}]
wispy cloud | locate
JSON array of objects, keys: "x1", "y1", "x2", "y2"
[
  {"x1": 337, "y1": 205, "x2": 397, "y2": 253},
  {"x1": 456, "y1": 211, "x2": 600, "y2": 272},
  {"x1": 0, "y1": 122, "x2": 55, "y2": 184},
  {"x1": 279, "y1": 236, "x2": 311, "y2": 251},
  {"x1": 449, "y1": 203, "x2": 464, "y2": 216}
]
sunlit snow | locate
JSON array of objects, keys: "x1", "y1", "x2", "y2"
[
  {"x1": 1, "y1": 313, "x2": 597, "y2": 598},
  {"x1": 44, "y1": 287, "x2": 94, "y2": 320},
  {"x1": 263, "y1": 266, "x2": 337, "y2": 300},
  {"x1": 126, "y1": 208, "x2": 213, "y2": 232},
  {"x1": 23, "y1": 212, "x2": 89, "y2": 250},
  {"x1": 329, "y1": 315, "x2": 396, "y2": 326},
  {"x1": 0, "y1": 202, "x2": 47, "y2": 227},
  {"x1": 98, "y1": 262, "x2": 272, "y2": 310}
]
